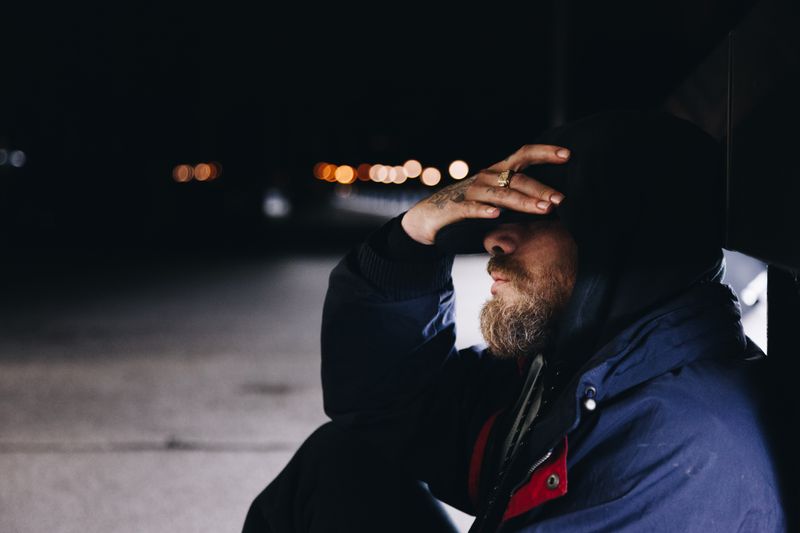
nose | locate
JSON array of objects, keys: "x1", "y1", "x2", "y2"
[{"x1": 483, "y1": 224, "x2": 522, "y2": 256}]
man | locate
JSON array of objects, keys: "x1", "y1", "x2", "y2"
[{"x1": 243, "y1": 110, "x2": 785, "y2": 532}]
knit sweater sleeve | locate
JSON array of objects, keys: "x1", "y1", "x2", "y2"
[{"x1": 355, "y1": 214, "x2": 453, "y2": 299}]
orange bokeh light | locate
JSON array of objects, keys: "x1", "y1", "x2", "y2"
[
  {"x1": 357, "y1": 163, "x2": 372, "y2": 181},
  {"x1": 313, "y1": 162, "x2": 327, "y2": 179},
  {"x1": 172, "y1": 164, "x2": 193, "y2": 183},
  {"x1": 321, "y1": 163, "x2": 337, "y2": 182},
  {"x1": 335, "y1": 165, "x2": 356, "y2": 184},
  {"x1": 209, "y1": 161, "x2": 222, "y2": 180},
  {"x1": 194, "y1": 163, "x2": 212, "y2": 181}
]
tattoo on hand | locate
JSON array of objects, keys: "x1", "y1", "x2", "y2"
[{"x1": 426, "y1": 178, "x2": 474, "y2": 209}]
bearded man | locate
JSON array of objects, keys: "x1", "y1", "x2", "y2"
[{"x1": 243, "y1": 110, "x2": 785, "y2": 532}]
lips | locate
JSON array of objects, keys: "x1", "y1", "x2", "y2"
[
  {"x1": 490, "y1": 270, "x2": 509, "y2": 282},
  {"x1": 490, "y1": 271, "x2": 510, "y2": 295}
]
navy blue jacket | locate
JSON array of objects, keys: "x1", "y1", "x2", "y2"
[{"x1": 320, "y1": 233, "x2": 785, "y2": 532}]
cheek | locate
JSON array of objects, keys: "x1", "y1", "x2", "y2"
[
  {"x1": 522, "y1": 238, "x2": 577, "y2": 282},
  {"x1": 516, "y1": 235, "x2": 562, "y2": 265},
  {"x1": 506, "y1": 271, "x2": 546, "y2": 303}
]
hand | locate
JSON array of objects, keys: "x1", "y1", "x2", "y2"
[{"x1": 401, "y1": 144, "x2": 571, "y2": 245}]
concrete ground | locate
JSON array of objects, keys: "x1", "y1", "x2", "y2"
[{"x1": 0, "y1": 254, "x2": 490, "y2": 533}]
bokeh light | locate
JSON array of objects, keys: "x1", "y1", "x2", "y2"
[
  {"x1": 421, "y1": 167, "x2": 442, "y2": 186},
  {"x1": 321, "y1": 163, "x2": 337, "y2": 182},
  {"x1": 334, "y1": 165, "x2": 356, "y2": 184},
  {"x1": 391, "y1": 166, "x2": 407, "y2": 184},
  {"x1": 403, "y1": 159, "x2": 422, "y2": 178},
  {"x1": 357, "y1": 163, "x2": 371, "y2": 181},
  {"x1": 209, "y1": 161, "x2": 222, "y2": 180},
  {"x1": 376, "y1": 165, "x2": 389, "y2": 183},
  {"x1": 448, "y1": 160, "x2": 469, "y2": 180},
  {"x1": 172, "y1": 164, "x2": 193, "y2": 183},
  {"x1": 313, "y1": 162, "x2": 327, "y2": 180},
  {"x1": 262, "y1": 188, "x2": 291, "y2": 218},
  {"x1": 9, "y1": 150, "x2": 26, "y2": 168},
  {"x1": 194, "y1": 163, "x2": 212, "y2": 181},
  {"x1": 369, "y1": 164, "x2": 381, "y2": 182}
]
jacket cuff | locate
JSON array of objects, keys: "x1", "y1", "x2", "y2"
[{"x1": 357, "y1": 215, "x2": 454, "y2": 298}]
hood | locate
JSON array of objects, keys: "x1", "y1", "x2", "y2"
[{"x1": 437, "y1": 109, "x2": 727, "y2": 375}]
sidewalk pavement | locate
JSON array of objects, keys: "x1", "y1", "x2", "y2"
[{"x1": 0, "y1": 255, "x2": 489, "y2": 533}]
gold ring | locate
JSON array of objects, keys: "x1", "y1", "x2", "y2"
[{"x1": 497, "y1": 170, "x2": 513, "y2": 188}]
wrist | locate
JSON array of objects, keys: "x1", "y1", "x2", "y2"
[{"x1": 400, "y1": 210, "x2": 434, "y2": 245}]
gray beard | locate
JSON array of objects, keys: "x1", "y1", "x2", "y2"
[{"x1": 479, "y1": 288, "x2": 559, "y2": 360}]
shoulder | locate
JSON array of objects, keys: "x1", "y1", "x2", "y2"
[{"x1": 546, "y1": 358, "x2": 785, "y2": 532}]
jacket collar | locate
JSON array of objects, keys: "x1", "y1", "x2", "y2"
[{"x1": 576, "y1": 280, "x2": 753, "y2": 405}]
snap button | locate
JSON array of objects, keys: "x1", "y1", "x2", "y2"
[
  {"x1": 583, "y1": 386, "x2": 597, "y2": 411},
  {"x1": 546, "y1": 473, "x2": 560, "y2": 489}
]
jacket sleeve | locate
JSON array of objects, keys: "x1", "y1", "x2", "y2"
[{"x1": 320, "y1": 219, "x2": 519, "y2": 514}]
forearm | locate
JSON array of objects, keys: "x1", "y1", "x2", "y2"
[{"x1": 320, "y1": 215, "x2": 457, "y2": 425}]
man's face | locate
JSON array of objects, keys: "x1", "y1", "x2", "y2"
[{"x1": 479, "y1": 219, "x2": 578, "y2": 359}]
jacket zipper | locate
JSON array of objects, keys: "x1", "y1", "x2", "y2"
[
  {"x1": 472, "y1": 447, "x2": 554, "y2": 533},
  {"x1": 512, "y1": 448, "x2": 553, "y2": 493},
  {"x1": 471, "y1": 356, "x2": 555, "y2": 532}
]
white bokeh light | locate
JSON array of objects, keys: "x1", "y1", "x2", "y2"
[
  {"x1": 262, "y1": 188, "x2": 291, "y2": 218},
  {"x1": 421, "y1": 167, "x2": 442, "y2": 186},
  {"x1": 9, "y1": 150, "x2": 26, "y2": 168},
  {"x1": 448, "y1": 160, "x2": 469, "y2": 180},
  {"x1": 403, "y1": 159, "x2": 422, "y2": 178},
  {"x1": 391, "y1": 166, "x2": 407, "y2": 184},
  {"x1": 376, "y1": 165, "x2": 389, "y2": 183}
]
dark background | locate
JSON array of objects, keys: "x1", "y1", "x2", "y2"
[{"x1": 0, "y1": 1, "x2": 757, "y2": 259}]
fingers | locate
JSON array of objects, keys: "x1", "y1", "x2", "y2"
[
  {"x1": 502, "y1": 172, "x2": 565, "y2": 204},
  {"x1": 488, "y1": 144, "x2": 570, "y2": 172},
  {"x1": 506, "y1": 144, "x2": 571, "y2": 169},
  {"x1": 468, "y1": 169, "x2": 563, "y2": 208},
  {"x1": 465, "y1": 174, "x2": 556, "y2": 214},
  {"x1": 460, "y1": 200, "x2": 502, "y2": 219}
]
